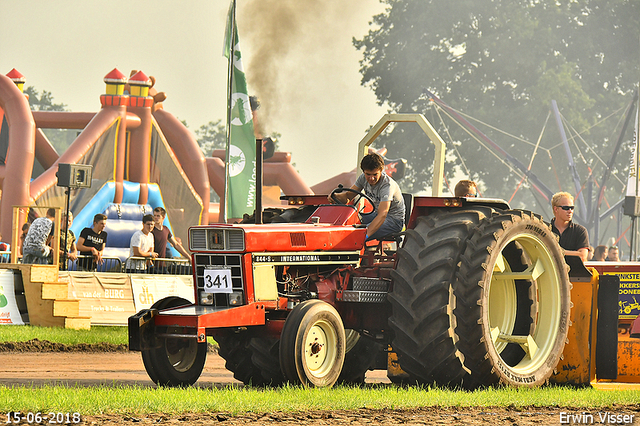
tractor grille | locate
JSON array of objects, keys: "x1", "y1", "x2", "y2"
[
  {"x1": 227, "y1": 231, "x2": 244, "y2": 250},
  {"x1": 194, "y1": 254, "x2": 244, "y2": 307},
  {"x1": 190, "y1": 229, "x2": 207, "y2": 250},
  {"x1": 290, "y1": 232, "x2": 306, "y2": 247},
  {"x1": 189, "y1": 228, "x2": 245, "y2": 251}
]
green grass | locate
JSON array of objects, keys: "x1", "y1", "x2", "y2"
[
  {"x1": 0, "y1": 384, "x2": 639, "y2": 415},
  {"x1": 0, "y1": 325, "x2": 128, "y2": 346},
  {"x1": 1, "y1": 325, "x2": 638, "y2": 416},
  {"x1": 0, "y1": 325, "x2": 220, "y2": 348}
]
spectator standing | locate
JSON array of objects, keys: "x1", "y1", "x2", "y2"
[
  {"x1": 152, "y1": 207, "x2": 191, "y2": 261},
  {"x1": 126, "y1": 214, "x2": 157, "y2": 273},
  {"x1": 52, "y1": 212, "x2": 77, "y2": 269},
  {"x1": 0, "y1": 232, "x2": 9, "y2": 263},
  {"x1": 593, "y1": 245, "x2": 608, "y2": 261},
  {"x1": 18, "y1": 223, "x2": 30, "y2": 257},
  {"x1": 76, "y1": 214, "x2": 108, "y2": 270},
  {"x1": 550, "y1": 192, "x2": 589, "y2": 263},
  {"x1": 606, "y1": 246, "x2": 620, "y2": 262},
  {"x1": 0, "y1": 232, "x2": 8, "y2": 251},
  {"x1": 454, "y1": 180, "x2": 479, "y2": 197},
  {"x1": 22, "y1": 208, "x2": 56, "y2": 264}
]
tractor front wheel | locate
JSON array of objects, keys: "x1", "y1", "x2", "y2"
[
  {"x1": 279, "y1": 300, "x2": 346, "y2": 387},
  {"x1": 141, "y1": 297, "x2": 207, "y2": 387}
]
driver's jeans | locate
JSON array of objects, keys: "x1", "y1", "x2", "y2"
[{"x1": 361, "y1": 212, "x2": 403, "y2": 241}]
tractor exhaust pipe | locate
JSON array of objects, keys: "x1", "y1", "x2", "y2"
[{"x1": 255, "y1": 138, "x2": 263, "y2": 224}]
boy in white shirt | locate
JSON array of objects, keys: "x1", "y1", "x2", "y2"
[{"x1": 126, "y1": 214, "x2": 158, "y2": 273}]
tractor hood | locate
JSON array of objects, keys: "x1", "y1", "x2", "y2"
[{"x1": 189, "y1": 223, "x2": 366, "y2": 253}]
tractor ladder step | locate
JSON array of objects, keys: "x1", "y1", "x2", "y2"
[
  {"x1": 338, "y1": 277, "x2": 390, "y2": 303},
  {"x1": 351, "y1": 277, "x2": 390, "y2": 291},
  {"x1": 340, "y1": 290, "x2": 387, "y2": 303}
]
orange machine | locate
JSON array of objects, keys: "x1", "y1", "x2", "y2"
[{"x1": 545, "y1": 258, "x2": 640, "y2": 389}]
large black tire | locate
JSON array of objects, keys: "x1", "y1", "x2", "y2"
[
  {"x1": 216, "y1": 333, "x2": 284, "y2": 386},
  {"x1": 388, "y1": 209, "x2": 494, "y2": 386},
  {"x1": 141, "y1": 297, "x2": 193, "y2": 384},
  {"x1": 337, "y1": 330, "x2": 382, "y2": 384},
  {"x1": 249, "y1": 337, "x2": 286, "y2": 386},
  {"x1": 216, "y1": 332, "x2": 256, "y2": 384},
  {"x1": 280, "y1": 300, "x2": 346, "y2": 387},
  {"x1": 455, "y1": 210, "x2": 571, "y2": 388},
  {"x1": 141, "y1": 297, "x2": 207, "y2": 387}
]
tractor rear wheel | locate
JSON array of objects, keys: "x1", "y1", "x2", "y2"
[
  {"x1": 217, "y1": 333, "x2": 284, "y2": 386},
  {"x1": 455, "y1": 210, "x2": 570, "y2": 388},
  {"x1": 280, "y1": 300, "x2": 346, "y2": 387},
  {"x1": 141, "y1": 297, "x2": 207, "y2": 387},
  {"x1": 337, "y1": 330, "x2": 381, "y2": 384},
  {"x1": 249, "y1": 337, "x2": 285, "y2": 386},
  {"x1": 388, "y1": 209, "x2": 494, "y2": 386}
]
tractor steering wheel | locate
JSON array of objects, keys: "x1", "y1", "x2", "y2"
[{"x1": 329, "y1": 185, "x2": 377, "y2": 217}]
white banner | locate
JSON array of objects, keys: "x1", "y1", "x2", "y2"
[
  {"x1": 130, "y1": 275, "x2": 195, "y2": 311},
  {"x1": 0, "y1": 269, "x2": 24, "y2": 325}
]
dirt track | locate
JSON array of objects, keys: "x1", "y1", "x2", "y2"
[{"x1": 1, "y1": 347, "x2": 639, "y2": 425}]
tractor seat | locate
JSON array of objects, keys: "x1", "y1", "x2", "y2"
[{"x1": 366, "y1": 193, "x2": 414, "y2": 249}]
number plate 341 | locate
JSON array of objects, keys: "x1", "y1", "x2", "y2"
[{"x1": 203, "y1": 268, "x2": 233, "y2": 293}]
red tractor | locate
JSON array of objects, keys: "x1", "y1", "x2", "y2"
[{"x1": 129, "y1": 114, "x2": 572, "y2": 389}]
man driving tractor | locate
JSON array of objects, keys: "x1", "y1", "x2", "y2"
[{"x1": 329, "y1": 152, "x2": 405, "y2": 241}]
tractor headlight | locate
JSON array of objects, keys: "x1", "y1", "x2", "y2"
[
  {"x1": 200, "y1": 291, "x2": 214, "y2": 305},
  {"x1": 228, "y1": 291, "x2": 244, "y2": 306}
]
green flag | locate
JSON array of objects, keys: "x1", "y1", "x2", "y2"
[{"x1": 223, "y1": 0, "x2": 256, "y2": 220}]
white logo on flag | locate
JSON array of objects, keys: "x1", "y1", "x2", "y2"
[
  {"x1": 233, "y1": 43, "x2": 244, "y2": 72},
  {"x1": 230, "y1": 92, "x2": 252, "y2": 126},
  {"x1": 228, "y1": 144, "x2": 246, "y2": 177}
]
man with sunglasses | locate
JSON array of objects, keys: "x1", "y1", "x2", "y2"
[
  {"x1": 550, "y1": 192, "x2": 589, "y2": 262},
  {"x1": 454, "y1": 180, "x2": 478, "y2": 197}
]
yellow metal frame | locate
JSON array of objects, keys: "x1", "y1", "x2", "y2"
[{"x1": 356, "y1": 114, "x2": 445, "y2": 197}]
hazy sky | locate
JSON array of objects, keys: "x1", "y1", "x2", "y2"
[{"x1": 0, "y1": 1, "x2": 387, "y2": 187}]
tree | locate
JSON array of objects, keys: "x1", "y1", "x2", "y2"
[
  {"x1": 24, "y1": 86, "x2": 76, "y2": 155},
  {"x1": 25, "y1": 86, "x2": 67, "y2": 111},
  {"x1": 195, "y1": 119, "x2": 227, "y2": 156},
  {"x1": 355, "y1": 0, "x2": 639, "y2": 219}
]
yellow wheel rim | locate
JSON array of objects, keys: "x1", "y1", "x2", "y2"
[
  {"x1": 488, "y1": 233, "x2": 562, "y2": 376},
  {"x1": 305, "y1": 320, "x2": 338, "y2": 378}
]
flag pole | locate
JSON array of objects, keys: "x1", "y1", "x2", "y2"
[{"x1": 223, "y1": 0, "x2": 237, "y2": 224}]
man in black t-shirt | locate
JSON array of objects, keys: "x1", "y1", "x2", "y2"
[
  {"x1": 550, "y1": 192, "x2": 589, "y2": 262},
  {"x1": 76, "y1": 213, "x2": 108, "y2": 271}
]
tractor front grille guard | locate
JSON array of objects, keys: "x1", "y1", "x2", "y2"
[{"x1": 194, "y1": 253, "x2": 245, "y2": 307}]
